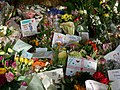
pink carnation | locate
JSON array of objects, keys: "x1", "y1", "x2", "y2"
[{"x1": 5, "y1": 72, "x2": 14, "y2": 82}]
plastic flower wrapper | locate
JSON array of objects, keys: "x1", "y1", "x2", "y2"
[
  {"x1": 0, "y1": 2, "x2": 14, "y2": 24},
  {"x1": 60, "y1": 21, "x2": 75, "y2": 35},
  {"x1": 58, "y1": 48, "x2": 67, "y2": 66},
  {"x1": 68, "y1": 40, "x2": 98, "y2": 59},
  {"x1": 106, "y1": 59, "x2": 120, "y2": 70},
  {"x1": 26, "y1": 74, "x2": 45, "y2": 90},
  {"x1": 62, "y1": 72, "x2": 94, "y2": 90},
  {"x1": 0, "y1": 26, "x2": 16, "y2": 45}
]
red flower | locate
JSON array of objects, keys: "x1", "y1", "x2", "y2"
[
  {"x1": 93, "y1": 72, "x2": 105, "y2": 80},
  {"x1": 87, "y1": 40, "x2": 93, "y2": 44},
  {"x1": 99, "y1": 77, "x2": 109, "y2": 84}
]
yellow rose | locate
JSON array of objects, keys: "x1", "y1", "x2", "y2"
[{"x1": 0, "y1": 68, "x2": 7, "y2": 74}]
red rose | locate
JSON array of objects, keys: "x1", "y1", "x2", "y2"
[
  {"x1": 93, "y1": 72, "x2": 105, "y2": 80},
  {"x1": 99, "y1": 77, "x2": 109, "y2": 84}
]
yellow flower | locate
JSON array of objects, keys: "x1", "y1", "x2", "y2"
[
  {"x1": 24, "y1": 58, "x2": 29, "y2": 65},
  {"x1": 28, "y1": 59, "x2": 34, "y2": 66},
  {"x1": 14, "y1": 56, "x2": 19, "y2": 61},
  {"x1": 103, "y1": 13, "x2": 109, "y2": 17},
  {"x1": 61, "y1": 14, "x2": 73, "y2": 21},
  {"x1": 20, "y1": 57, "x2": 24, "y2": 62},
  {"x1": 79, "y1": 10, "x2": 84, "y2": 15},
  {"x1": 100, "y1": 1, "x2": 103, "y2": 5},
  {"x1": 0, "y1": 68, "x2": 6, "y2": 74}
]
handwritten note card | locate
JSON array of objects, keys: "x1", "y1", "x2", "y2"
[
  {"x1": 64, "y1": 34, "x2": 81, "y2": 43},
  {"x1": 108, "y1": 69, "x2": 120, "y2": 81},
  {"x1": 111, "y1": 80, "x2": 120, "y2": 90},
  {"x1": 36, "y1": 48, "x2": 47, "y2": 52},
  {"x1": 104, "y1": 45, "x2": 120, "y2": 61},
  {"x1": 85, "y1": 80, "x2": 108, "y2": 90},
  {"x1": 52, "y1": 33, "x2": 81, "y2": 47},
  {"x1": 52, "y1": 32, "x2": 65, "y2": 47},
  {"x1": 32, "y1": 51, "x2": 53, "y2": 59},
  {"x1": 21, "y1": 50, "x2": 33, "y2": 59},
  {"x1": 13, "y1": 39, "x2": 32, "y2": 52},
  {"x1": 66, "y1": 56, "x2": 97, "y2": 76},
  {"x1": 37, "y1": 68, "x2": 63, "y2": 83}
]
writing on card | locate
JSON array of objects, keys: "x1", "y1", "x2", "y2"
[
  {"x1": 108, "y1": 69, "x2": 120, "y2": 81},
  {"x1": 13, "y1": 39, "x2": 32, "y2": 52},
  {"x1": 85, "y1": 80, "x2": 108, "y2": 90},
  {"x1": 20, "y1": 18, "x2": 37, "y2": 37},
  {"x1": 66, "y1": 56, "x2": 97, "y2": 76}
]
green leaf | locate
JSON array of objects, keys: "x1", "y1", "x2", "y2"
[
  {"x1": 4, "y1": 42, "x2": 12, "y2": 53},
  {"x1": 17, "y1": 76, "x2": 26, "y2": 81}
]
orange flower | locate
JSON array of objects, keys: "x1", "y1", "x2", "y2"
[
  {"x1": 33, "y1": 40, "x2": 39, "y2": 46},
  {"x1": 74, "y1": 84, "x2": 86, "y2": 90},
  {"x1": 0, "y1": 68, "x2": 7, "y2": 74},
  {"x1": 35, "y1": 40, "x2": 39, "y2": 46},
  {"x1": 32, "y1": 61, "x2": 46, "y2": 67}
]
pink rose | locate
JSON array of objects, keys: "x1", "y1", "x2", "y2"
[{"x1": 5, "y1": 72, "x2": 14, "y2": 82}]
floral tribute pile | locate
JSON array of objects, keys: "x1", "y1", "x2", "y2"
[{"x1": 0, "y1": 0, "x2": 120, "y2": 90}]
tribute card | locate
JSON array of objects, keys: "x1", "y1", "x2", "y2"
[
  {"x1": 13, "y1": 39, "x2": 32, "y2": 52},
  {"x1": 20, "y1": 18, "x2": 37, "y2": 37},
  {"x1": 85, "y1": 80, "x2": 108, "y2": 90},
  {"x1": 66, "y1": 56, "x2": 97, "y2": 76}
]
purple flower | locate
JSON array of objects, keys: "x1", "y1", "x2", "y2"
[
  {"x1": 5, "y1": 61, "x2": 9, "y2": 67},
  {"x1": 10, "y1": 60, "x2": 13, "y2": 66},
  {"x1": 21, "y1": 81, "x2": 28, "y2": 86},
  {"x1": 5, "y1": 71, "x2": 14, "y2": 82},
  {"x1": 0, "y1": 56, "x2": 3, "y2": 61},
  {"x1": 12, "y1": 62, "x2": 17, "y2": 69},
  {"x1": 0, "y1": 74, "x2": 7, "y2": 87}
]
